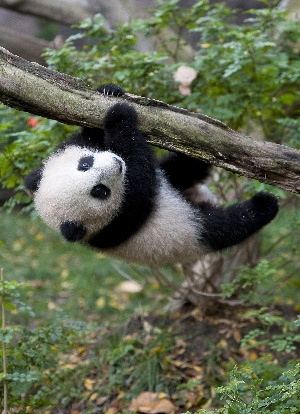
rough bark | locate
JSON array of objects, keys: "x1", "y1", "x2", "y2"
[{"x1": 0, "y1": 46, "x2": 300, "y2": 194}]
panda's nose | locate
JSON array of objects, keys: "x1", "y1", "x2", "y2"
[{"x1": 113, "y1": 157, "x2": 123, "y2": 173}]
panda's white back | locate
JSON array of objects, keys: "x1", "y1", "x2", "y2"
[{"x1": 104, "y1": 174, "x2": 208, "y2": 265}]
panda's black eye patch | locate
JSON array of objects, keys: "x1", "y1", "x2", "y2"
[
  {"x1": 78, "y1": 156, "x2": 94, "y2": 171},
  {"x1": 91, "y1": 184, "x2": 111, "y2": 199}
]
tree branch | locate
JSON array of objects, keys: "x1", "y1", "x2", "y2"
[
  {"x1": 0, "y1": 46, "x2": 299, "y2": 193},
  {"x1": 0, "y1": 0, "x2": 154, "y2": 26},
  {"x1": 0, "y1": 27, "x2": 51, "y2": 65},
  {"x1": 0, "y1": 0, "x2": 90, "y2": 25}
]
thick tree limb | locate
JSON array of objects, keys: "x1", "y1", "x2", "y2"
[
  {"x1": 0, "y1": 0, "x2": 151, "y2": 26},
  {"x1": 0, "y1": 46, "x2": 299, "y2": 193},
  {"x1": 0, "y1": 0, "x2": 90, "y2": 25},
  {"x1": 0, "y1": 27, "x2": 51, "y2": 65}
]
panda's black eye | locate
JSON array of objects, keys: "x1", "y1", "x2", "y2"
[
  {"x1": 91, "y1": 184, "x2": 111, "y2": 199},
  {"x1": 78, "y1": 156, "x2": 94, "y2": 171}
]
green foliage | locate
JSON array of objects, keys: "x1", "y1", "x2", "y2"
[
  {"x1": 1, "y1": 319, "x2": 90, "y2": 410},
  {"x1": 219, "y1": 362, "x2": 300, "y2": 413},
  {"x1": 43, "y1": 14, "x2": 170, "y2": 98},
  {"x1": 0, "y1": 272, "x2": 91, "y2": 411},
  {"x1": 188, "y1": 4, "x2": 300, "y2": 135},
  {"x1": 241, "y1": 308, "x2": 300, "y2": 353},
  {"x1": 101, "y1": 324, "x2": 179, "y2": 398},
  {"x1": 183, "y1": 363, "x2": 300, "y2": 414},
  {"x1": 222, "y1": 260, "x2": 277, "y2": 303}
]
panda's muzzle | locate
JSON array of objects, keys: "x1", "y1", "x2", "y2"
[
  {"x1": 91, "y1": 184, "x2": 111, "y2": 199},
  {"x1": 60, "y1": 221, "x2": 87, "y2": 242},
  {"x1": 90, "y1": 157, "x2": 123, "y2": 199}
]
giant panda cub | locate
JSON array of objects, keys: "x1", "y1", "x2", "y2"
[{"x1": 25, "y1": 84, "x2": 279, "y2": 265}]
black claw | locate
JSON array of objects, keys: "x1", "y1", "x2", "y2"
[{"x1": 96, "y1": 84, "x2": 125, "y2": 97}]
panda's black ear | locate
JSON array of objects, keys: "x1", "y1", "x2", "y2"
[{"x1": 24, "y1": 168, "x2": 43, "y2": 192}]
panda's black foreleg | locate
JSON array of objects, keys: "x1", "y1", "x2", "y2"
[
  {"x1": 60, "y1": 84, "x2": 126, "y2": 151},
  {"x1": 199, "y1": 192, "x2": 279, "y2": 251},
  {"x1": 103, "y1": 102, "x2": 157, "y2": 201},
  {"x1": 159, "y1": 152, "x2": 211, "y2": 192},
  {"x1": 89, "y1": 102, "x2": 158, "y2": 248}
]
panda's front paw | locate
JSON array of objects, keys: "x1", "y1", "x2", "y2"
[
  {"x1": 60, "y1": 221, "x2": 87, "y2": 242},
  {"x1": 97, "y1": 84, "x2": 125, "y2": 97}
]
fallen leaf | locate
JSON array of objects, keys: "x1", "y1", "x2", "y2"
[
  {"x1": 97, "y1": 395, "x2": 108, "y2": 406},
  {"x1": 117, "y1": 280, "x2": 143, "y2": 293},
  {"x1": 89, "y1": 392, "x2": 98, "y2": 401},
  {"x1": 104, "y1": 408, "x2": 118, "y2": 414},
  {"x1": 233, "y1": 329, "x2": 241, "y2": 343},
  {"x1": 96, "y1": 297, "x2": 106, "y2": 308},
  {"x1": 149, "y1": 399, "x2": 176, "y2": 414},
  {"x1": 128, "y1": 392, "x2": 176, "y2": 413},
  {"x1": 84, "y1": 378, "x2": 95, "y2": 391},
  {"x1": 249, "y1": 350, "x2": 258, "y2": 361}
]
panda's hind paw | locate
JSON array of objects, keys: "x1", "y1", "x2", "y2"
[
  {"x1": 250, "y1": 192, "x2": 279, "y2": 221},
  {"x1": 97, "y1": 84, "x2": 125, "y2": 97}
]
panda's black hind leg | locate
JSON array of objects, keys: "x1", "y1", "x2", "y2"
[
  {"x1": 199, "y1": 192, "x2": 279, "y2": 251},
  {"x1": 159, "y1": 152, "x2": 211, "y2": 192}
]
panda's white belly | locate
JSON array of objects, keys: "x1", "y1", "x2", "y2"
[{"x1": 104, "y1": 178, "x2": 207, "y2": 265}]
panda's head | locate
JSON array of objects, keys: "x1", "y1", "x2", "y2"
[{"x1": 29, "y1": 146, "x2": 126, "y2": 242}]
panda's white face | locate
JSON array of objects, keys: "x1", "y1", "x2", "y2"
[{"x1": 34, "y1": 146, "x2": 126, "y2": 237}]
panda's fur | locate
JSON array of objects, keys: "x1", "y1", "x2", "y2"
[{"x1": 25, "y1": 84, "x2": 279, "y2": 265}]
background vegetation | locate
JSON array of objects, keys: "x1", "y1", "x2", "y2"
[{"x1": 0, "y1": 0, "x2": 299, "y2": 412}]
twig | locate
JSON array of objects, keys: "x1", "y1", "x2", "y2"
[
  {"x1": 111, "y1": 262, "x2": 139, "y2": 283},
  {"x1": 150, "y1": 265, "x2": 185, "y2": 295}
]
